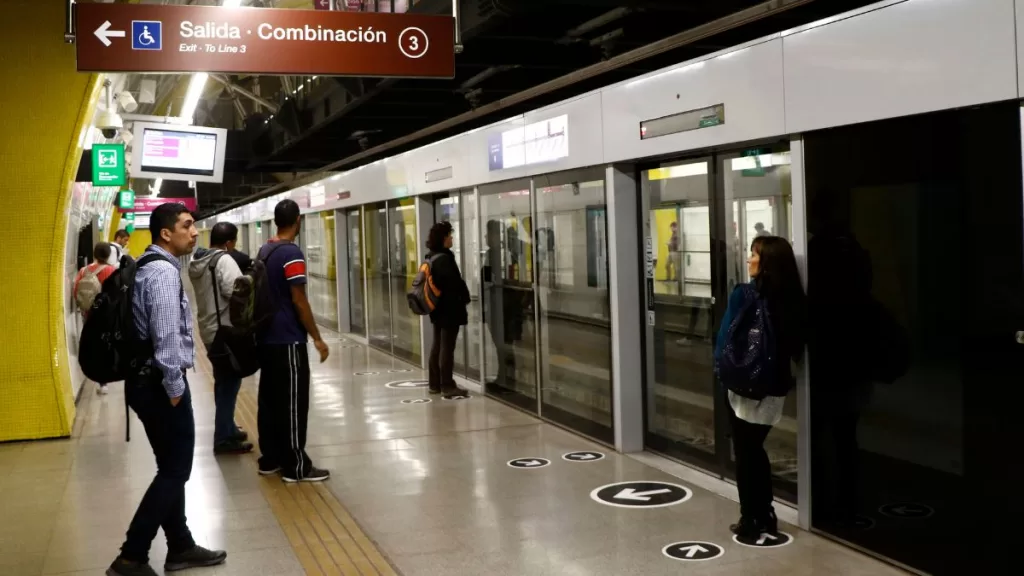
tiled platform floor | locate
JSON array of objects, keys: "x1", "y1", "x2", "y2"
[{"x1": 0, "y1": 332, "x2": 909, "y2": 576}]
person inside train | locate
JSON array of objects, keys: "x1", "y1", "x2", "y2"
[
  {"x1": 424, "y1": 221, "x2": 471, "y2": 399},
  {"x1": 715, "y1": 235, "x2": 807, "y2": 538}
]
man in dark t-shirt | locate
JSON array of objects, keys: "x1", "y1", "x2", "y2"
[{"x1": 255, "y1": 199, "x2": 330, "y2": 483}]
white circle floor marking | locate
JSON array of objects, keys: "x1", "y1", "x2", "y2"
[
  {"x1": 590, "y1": 481, "x2": 693, "y2": 509},
  {"x1": 732, "y1": 531, "x2": 793, "y2": 548}
]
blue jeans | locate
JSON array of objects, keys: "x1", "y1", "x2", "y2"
[
  {"x1": 121, "y1": 372, "x2": 196, "y2": 563},
  {"x1": 213, "y1": 370, "x2": 242, "y2": 445}
]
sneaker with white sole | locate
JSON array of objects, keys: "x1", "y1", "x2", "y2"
[
  {"x1": 282, "y1": 466, "x2": 330, "y2": 483},
  {"x1": 97, "y1": 384, "x2": 109, "y2": 395}
]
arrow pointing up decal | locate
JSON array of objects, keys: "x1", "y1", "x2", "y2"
[
  {"x1": 94, "y1": 21, "x2": 126, "y2": 47},
  {"x1": 678, "y1": 544, "x2": 709, "y2": 558}
]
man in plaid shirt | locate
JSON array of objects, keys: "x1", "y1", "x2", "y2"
[{"x1": 107, "y1": 203, "x2": 227, "y2": 576}]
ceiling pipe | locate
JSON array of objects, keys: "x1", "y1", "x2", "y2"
[
  {"x1": 209, "y1": 75, "x2": 280, "y2": 113},
  {"x1": 208, "y1": 0, "x2": 818, "y2": 217}
]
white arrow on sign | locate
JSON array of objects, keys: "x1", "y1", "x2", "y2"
[
  {"x1": 756, "y1": 533, "x2": 779, "y2": 546},
  {"x1": 94, "y1": 21, "x2": 126, "y2": 47},
  {"x1": 614, "y1": 488, "x2": 671, "y2": 501},
  {"x1": 520, "y1": 460, "x2": 543, "y2": 467},
  {"x1": 677, "y1": 544, "x2": 709, "y2": 558},
  {"x1": 573, "y1": 454, "x2": 597, "y2": 460}
]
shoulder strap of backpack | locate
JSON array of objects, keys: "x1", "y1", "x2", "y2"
[
  {"x1": 208, "y1": 251, "x2": 227, "y2": 326},
  {"x1": 259, "y1": 242, "x2": 287, "y2": 264},
  {"x1": 136, "y1": 253, "x2": 184, "y2": 305}
]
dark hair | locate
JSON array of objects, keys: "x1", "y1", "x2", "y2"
[
  {"x1": 750, "y1": 236, "x2": 807, "y2": 362},
  {"x1": 114, "y1": 229, "x2": 130, "y2": 240},
  {"x1": 149, "y1": 202, "x2": 191, "y2": 244},
  {"x1": 210, "y1": 222, "x2": 238, "y2": 246},
  {"x1": 426, "y1": 221, "x2": 453, "y2": 252},
  {"x1": 274, "y1": 199, "x2": 300, "y2": 229},
  {"x1": 93, "y1": 242, "x2": 112, "y2": 262}
]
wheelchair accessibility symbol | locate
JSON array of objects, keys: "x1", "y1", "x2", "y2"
[{"x1": 132, "y1": 21, "x2": 162, "y2": 51}]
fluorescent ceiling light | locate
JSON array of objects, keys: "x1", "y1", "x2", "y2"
[
  {"x1": 151, "y1": 178, "x2": 163, "y2": 195},
  {"x1": 180, "y1": 72, "x2": 208, "y2": 122},
  {"x1": 222, "y1": 0, "x2": 244, "y2": 7}
]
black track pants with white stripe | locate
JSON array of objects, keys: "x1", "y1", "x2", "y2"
[{"x1": 257, "y1": 343, "x2": 313, "y2": 478}]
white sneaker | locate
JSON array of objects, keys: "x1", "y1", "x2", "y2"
[{"x1": 97, "y1": 384, "x2": 109, "y2": 395}]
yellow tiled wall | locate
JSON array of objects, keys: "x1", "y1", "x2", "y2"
[
  {"x1": 0, "y1": 1, "x2": 102, "y2": 441},
  {"x1": 127, "y1": 230, "x2": 152, "y2": 258}
]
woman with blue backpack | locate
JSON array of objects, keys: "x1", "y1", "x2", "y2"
[{"x1": 715, "y1": 235, "x2": 807, "y2": 539}]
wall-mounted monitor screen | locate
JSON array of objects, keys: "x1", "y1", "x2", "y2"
[
  {"x1": 488, "y1": 114, "x2": 569, "y2": 171},
  {"x1": 130, "y1": 122, "x2": 228, "y2": 184}
]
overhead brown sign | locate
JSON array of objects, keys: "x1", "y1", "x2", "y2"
[{"x1": 75, "y1": 3, "x2": 454, "y2": 79}]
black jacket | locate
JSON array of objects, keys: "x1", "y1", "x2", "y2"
[{"x1": 427, "y1": 248, "x2": 470, "y2": 327}]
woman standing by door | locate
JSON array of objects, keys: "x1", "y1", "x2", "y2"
[
  {"x1": 715, "y1": 235, "x2": 807, "y2": 537},
  {"x1": 426, "y1": 221, "x2": 472, "y2": 399}
]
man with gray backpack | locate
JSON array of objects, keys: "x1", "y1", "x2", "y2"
[
  {"x1": 75, "y1": 242, "x2": 116, "y2": 394},
  {"x1": 189, "y1": 222, "x2": 257, "y2": 455}
]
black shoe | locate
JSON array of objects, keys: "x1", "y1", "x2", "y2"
[
  {"x1": 232, "y1": 428, "x2": 249, "y2": 442},
  {"x1": 106, "y1": 558, "x2": 159, "y2": 576},
  {"x1": 428, "y1": 388, "x2": 442, "y2": 395},
  {"x1": 214, "y1": 440, "x2": 254, "y2": 455},
  {"x1": 282, "y1": 466, "x2": 330, "y2": 483},
  {"x1": 258, "y1": 462, "x2": 281, "y2": 476},
  {"x1": 164, "y1": 545, "x2": 227, "y2": 572},
  {"x1": 442, "y1": 387, "x2": 470, "y2": 400},
  {"x1": 730, "y1": 516, "x2": 761, "y2": 539}
]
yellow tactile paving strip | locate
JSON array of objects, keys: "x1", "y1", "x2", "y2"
[{"x1": 232, "y1": 387, "x2": 399, "y2": 576}]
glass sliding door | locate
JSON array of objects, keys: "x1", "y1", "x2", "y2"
[
  {"x1": 303, "y1": 211, "x2": 339, "y2": 330},
  {"x1": 434, "y1": 192, "x2": 469, "y2": 376},
  {"x1": 462, "y1": 191, "x2": 481, "y2": 381},
  {"x1": 364, "y1": 202, "x2": 392, "y2": 352},
  {"x1": 642, "y1": 157, "x2": 719, "y2": 469},
  {"x1": 720, "y1": 145, "x2": 797, "y2": 501},
  {"x1": 347, "y1": 208, "x2": 365, "y2": 337},
  {"x1": 533, "y1": 168, "x2": 613, "y2": 442},
  {"x1": 388, "y1": 198, "x2": 421, "y2": 364},
  {"x1": 480, "y1": 179, "x2": 537, "y2": 413},
  {"x1": 640, "y1": 143, "x2": 798, "y2": 497},
  {"x1": 433, "y1": 189, "x2": 481, "y2": 381}
]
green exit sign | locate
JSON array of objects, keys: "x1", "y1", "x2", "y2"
[
  {"x1": 126, "y1": 223, "x2": 135, "y2": 234},
  {"x1": 123, "y1": 213, "x2": 135, "y2": 223},
  {"x1": 118, "y1": 190, "x2": 135, "y2": 210},
  {"x1": 92, "y1": 144, "x2": 126, "y2": 187}
]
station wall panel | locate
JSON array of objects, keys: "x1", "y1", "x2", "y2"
[
  {"x1": 784, "y1": 0, "x2": 1018, "y2": 133},
  {"x1": 601, "y1": 38, "x2": 786, "y2": 164}
]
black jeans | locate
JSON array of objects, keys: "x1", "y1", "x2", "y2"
[
  {"x1": 729, "y1": 406, "x2": 775, "y2": 520},
  {"x1": 428, "y1": 323, "x2": 460, "y2": 393},
  {"x1": 257, "y1": 343, "x2": 313, "y2": 479},
  {"x1": 120, "y1": 371, "x2": 196, "y2": 563}
]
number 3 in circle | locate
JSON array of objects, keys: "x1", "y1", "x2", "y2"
[{"x1": 398, "y1": 27, "x2": 429, "y2": 59}]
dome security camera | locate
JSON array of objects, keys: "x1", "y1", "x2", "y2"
[{"x1": 97, "y1": 109, "x2": 123, "y2": 140}]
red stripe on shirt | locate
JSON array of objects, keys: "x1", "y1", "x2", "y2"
[{"x1": 283, "y1": 260, "x2": 306, "y2": 280}]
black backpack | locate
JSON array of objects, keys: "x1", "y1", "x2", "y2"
[
  {"x1": 229, "y1": 243, "x2": 284, "y2": 336},
  {"x1": 715, "y1": 284, "x2": 779, "y2": 400},
  {"x1": 79, "y1": 253, "x2": 176, "y2": 442},
  {"x1": 207, "y1": 251, "x2": 260, "y2": 378},
  {"x1": 408, "y1": 254, "x2": 443, "y2": 316},
  {"x1": 78, "y1": 253, "x2": 170, "y2": 384}
]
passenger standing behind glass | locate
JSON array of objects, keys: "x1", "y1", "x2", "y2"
[
  {"x1": 715, "y1": 235, "x2": 807, "y2": 538},
  {"x1": 425, "y1": 221, "x2": 471, "y2": 399},
  {"x1": 482, "y1": 220, "x2": 523, "y2": 390}
]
